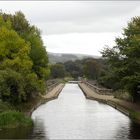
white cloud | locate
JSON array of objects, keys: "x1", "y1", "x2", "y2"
[
  {"x1": 0, "y1": 1, "x2": 140, "y2": 35},
  {"x1": 42, "y1": 32, "x2": 121, "y2": 56},
  {"x1": 0, "y1": 1, "x2": 140, "y2": 55}
]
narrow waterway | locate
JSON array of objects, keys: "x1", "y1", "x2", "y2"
[
  {"x1": 0, "y1": 83, "x2": 140, "y2": 139},
  {"x1": 30, "y1": 83, "x2": 140, "y2": 139}
]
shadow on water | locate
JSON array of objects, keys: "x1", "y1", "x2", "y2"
[
  {"x1": 29, "y1": 117, "x2": 49, "y2": 139},
  {"x1": 129, "y1": 121, "x2": 140, "y2": 139},
  {"x1": 0, "y1": 126, "x2": 32, "y2": 139}
]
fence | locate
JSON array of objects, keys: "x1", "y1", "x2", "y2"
[
  {"x1": 46, "y1": 79, "x2": 59, "y2": 91},
  {"x1": 84, "y1": 81, "x2": 113, "y2": 95}
]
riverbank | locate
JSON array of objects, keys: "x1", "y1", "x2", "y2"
[
  {"x1": 79, "y1": 83, "x2": 140, "y2": 123},
  {"x1": 0, "y1": 111, "x2": 33, "y2": 129},
  {"x1": 0, "y1": 83, "x2": 65, "y2": 129},
  {"x1": 25, "y1": 84, "x2": 64, "y2": 116}
]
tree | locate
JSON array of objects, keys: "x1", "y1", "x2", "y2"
[
  {"x1": 83, "y1": 59, "x2": 101, "y2": 80},
  {"x1": 64, "y1": 60, "x2": 83, "y2": 79},
  {"x1": 50, "y1": 64, "x2": 65, "y2": 78},
  {"x1": 13, "y1": 12, "x2": 50, "y2": 80},
  {"x1": 101, "y1": 17, "x2": 140, "y2": 102},
  {"x1": 0, "y1": 12, "x2": 50, "y2": 104},
  {"x1": 0, "y1": 21, "x2": 33, "y2": 103},
  {"x1": 0, "y1": 26, "x2": 32, "y2": 73},
  {"x1": 2, "y1": 11, "x2": 50, "y2": 80},
  {"x1": 0, "y1": 69, "x2": 25, "y2": 104}
]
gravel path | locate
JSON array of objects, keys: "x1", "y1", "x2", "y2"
[{"x1": 43, "y1": 84, "x2": 64, "y2": 99}]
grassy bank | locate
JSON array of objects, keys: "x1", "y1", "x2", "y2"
[
  {"x1": 0, "y1": 100, "x2": 33, "y2": 129},
  {"x1": 0, "y1": 111, "x2": 33, "y2": 129},
  {"x1": 0, "y1": 95, "x2": 45, "y2": 129},
  {"x1": 0, "y1": 83, "x2": 64, "y2": 129},
  {"x1": 0, "y1": 100, "x2": 34, "y2": 129}
]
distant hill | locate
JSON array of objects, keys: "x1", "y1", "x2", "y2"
[{"x1": 48, "y1": 52, "x2": 100, "y2": 64}]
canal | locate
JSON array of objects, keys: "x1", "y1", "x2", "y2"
[
  {"x1": 31, "y1": 83, "x2": 140, "y2": 139},
  {"x1": 0, "y1": 83, "x2": 140, "y2": 139}
]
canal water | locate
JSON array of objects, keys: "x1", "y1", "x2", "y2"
[
  {"x1": 0, "y1": 83, "x2": 140, "y2": 139},
  {"x1": 30, "y1": 84, "x2": 140, "y2": 139}
]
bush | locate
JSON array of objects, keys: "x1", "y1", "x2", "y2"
[
  {"x1": 0, "y1": 110, "x2": 33, "y2": 129},
  {"x1": 0, "y1": 101, "x2": 12, "y2": 113},
  {"x1": 0, "y1": 69, "x2": 25, "y2": 104}
]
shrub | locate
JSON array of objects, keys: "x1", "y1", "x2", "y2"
[{"x1": 0, "y1": 110, "x2": 32, "y2": 128}]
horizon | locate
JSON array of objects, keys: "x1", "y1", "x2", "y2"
[{"x1": 48, "y1": 51, "x2": 101, "y2": 57}]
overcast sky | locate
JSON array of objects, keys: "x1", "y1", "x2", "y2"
[{"x1": 0, "y1": 1, "x2": 140, "y2": 56}]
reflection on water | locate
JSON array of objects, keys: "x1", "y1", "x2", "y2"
[
  {"x1": 0, "y1": 83, "x2": 140, "y2": 139},
  {"x1": 31, "y1": 84, "x2": 140, "y2": 139},
  {"x1": 0, "y1": 127, "x2": 32, "y2": 139}
]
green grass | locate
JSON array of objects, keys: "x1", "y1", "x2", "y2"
[{"x1": 0, "y1": 110, "x2": 33, "y2": 129}]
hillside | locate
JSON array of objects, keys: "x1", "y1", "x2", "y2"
[{"x1": 48, "y1": 52, "x2": 100, "y2": 63}]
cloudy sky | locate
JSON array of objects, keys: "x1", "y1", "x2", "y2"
[{"x1": 0, "y1": 1, "x2": 140, "y2": 56}]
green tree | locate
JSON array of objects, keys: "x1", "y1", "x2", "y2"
[
  {"x1": 2, "y1": 11, "x2": 50, "y2": 80},
  {"x1": 50, "y1": 64, "x2": 65, "y2": 78},
  {"x1": 0, "y1": 21, "x2": 33, "y2": 103},
  {"x1": 0, "y1": 26, "x2": 32, "y2": 73},
  {"x1": 64, "y1": 60, "x2": 83, "y2": 79},
  {"x1": 12, "y1": 12, "x2": 49, "y2": 80},
  {"x1": 0, "y1": 69, "x2": 25, "y2": 104},
  {"x1": 101, "y1": 17, "x2": 140, "y2": 102},
  {"x1": 83, "y1": 59, "x2": 101, "y2": 80},
  {"x1": 0, "y1": 12, "x2": 50, "y2": 104}
]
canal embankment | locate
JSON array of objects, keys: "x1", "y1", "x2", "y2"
[
  {"x1": 26, "y1": 83, "x2": 65, "y2": 116},
  {"x1": 79, "y1": 82, "x2": 140, "y2": 123},
  {"x1": 0, "y1": 83, "x2": 64, "y2": 130}
]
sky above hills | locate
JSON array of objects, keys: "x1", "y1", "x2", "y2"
[{"x1": 0, "y1": 1, "x2": 140, "y2": 56}]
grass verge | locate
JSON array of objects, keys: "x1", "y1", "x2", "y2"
[{"x1": 0, "y1": 110, "x2": 33, "y2": 129}]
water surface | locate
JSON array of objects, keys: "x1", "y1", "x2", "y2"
[
  {"x1": 0, "y1": 83, "x2": 140, "y2": 139},
  {"x1": 31, "y1": 84, "x2": 140, "y2": 139}
]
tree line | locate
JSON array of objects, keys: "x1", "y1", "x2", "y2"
[
  {"x1": 49, "y1": 58, "x2": 104, "y2": 81},
  {"x1": 0, "y1": 11, "x2": 50, "y2": 104},
  {"x1": 0, "y1": 11, "x2": 139, "y2": 103}
]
